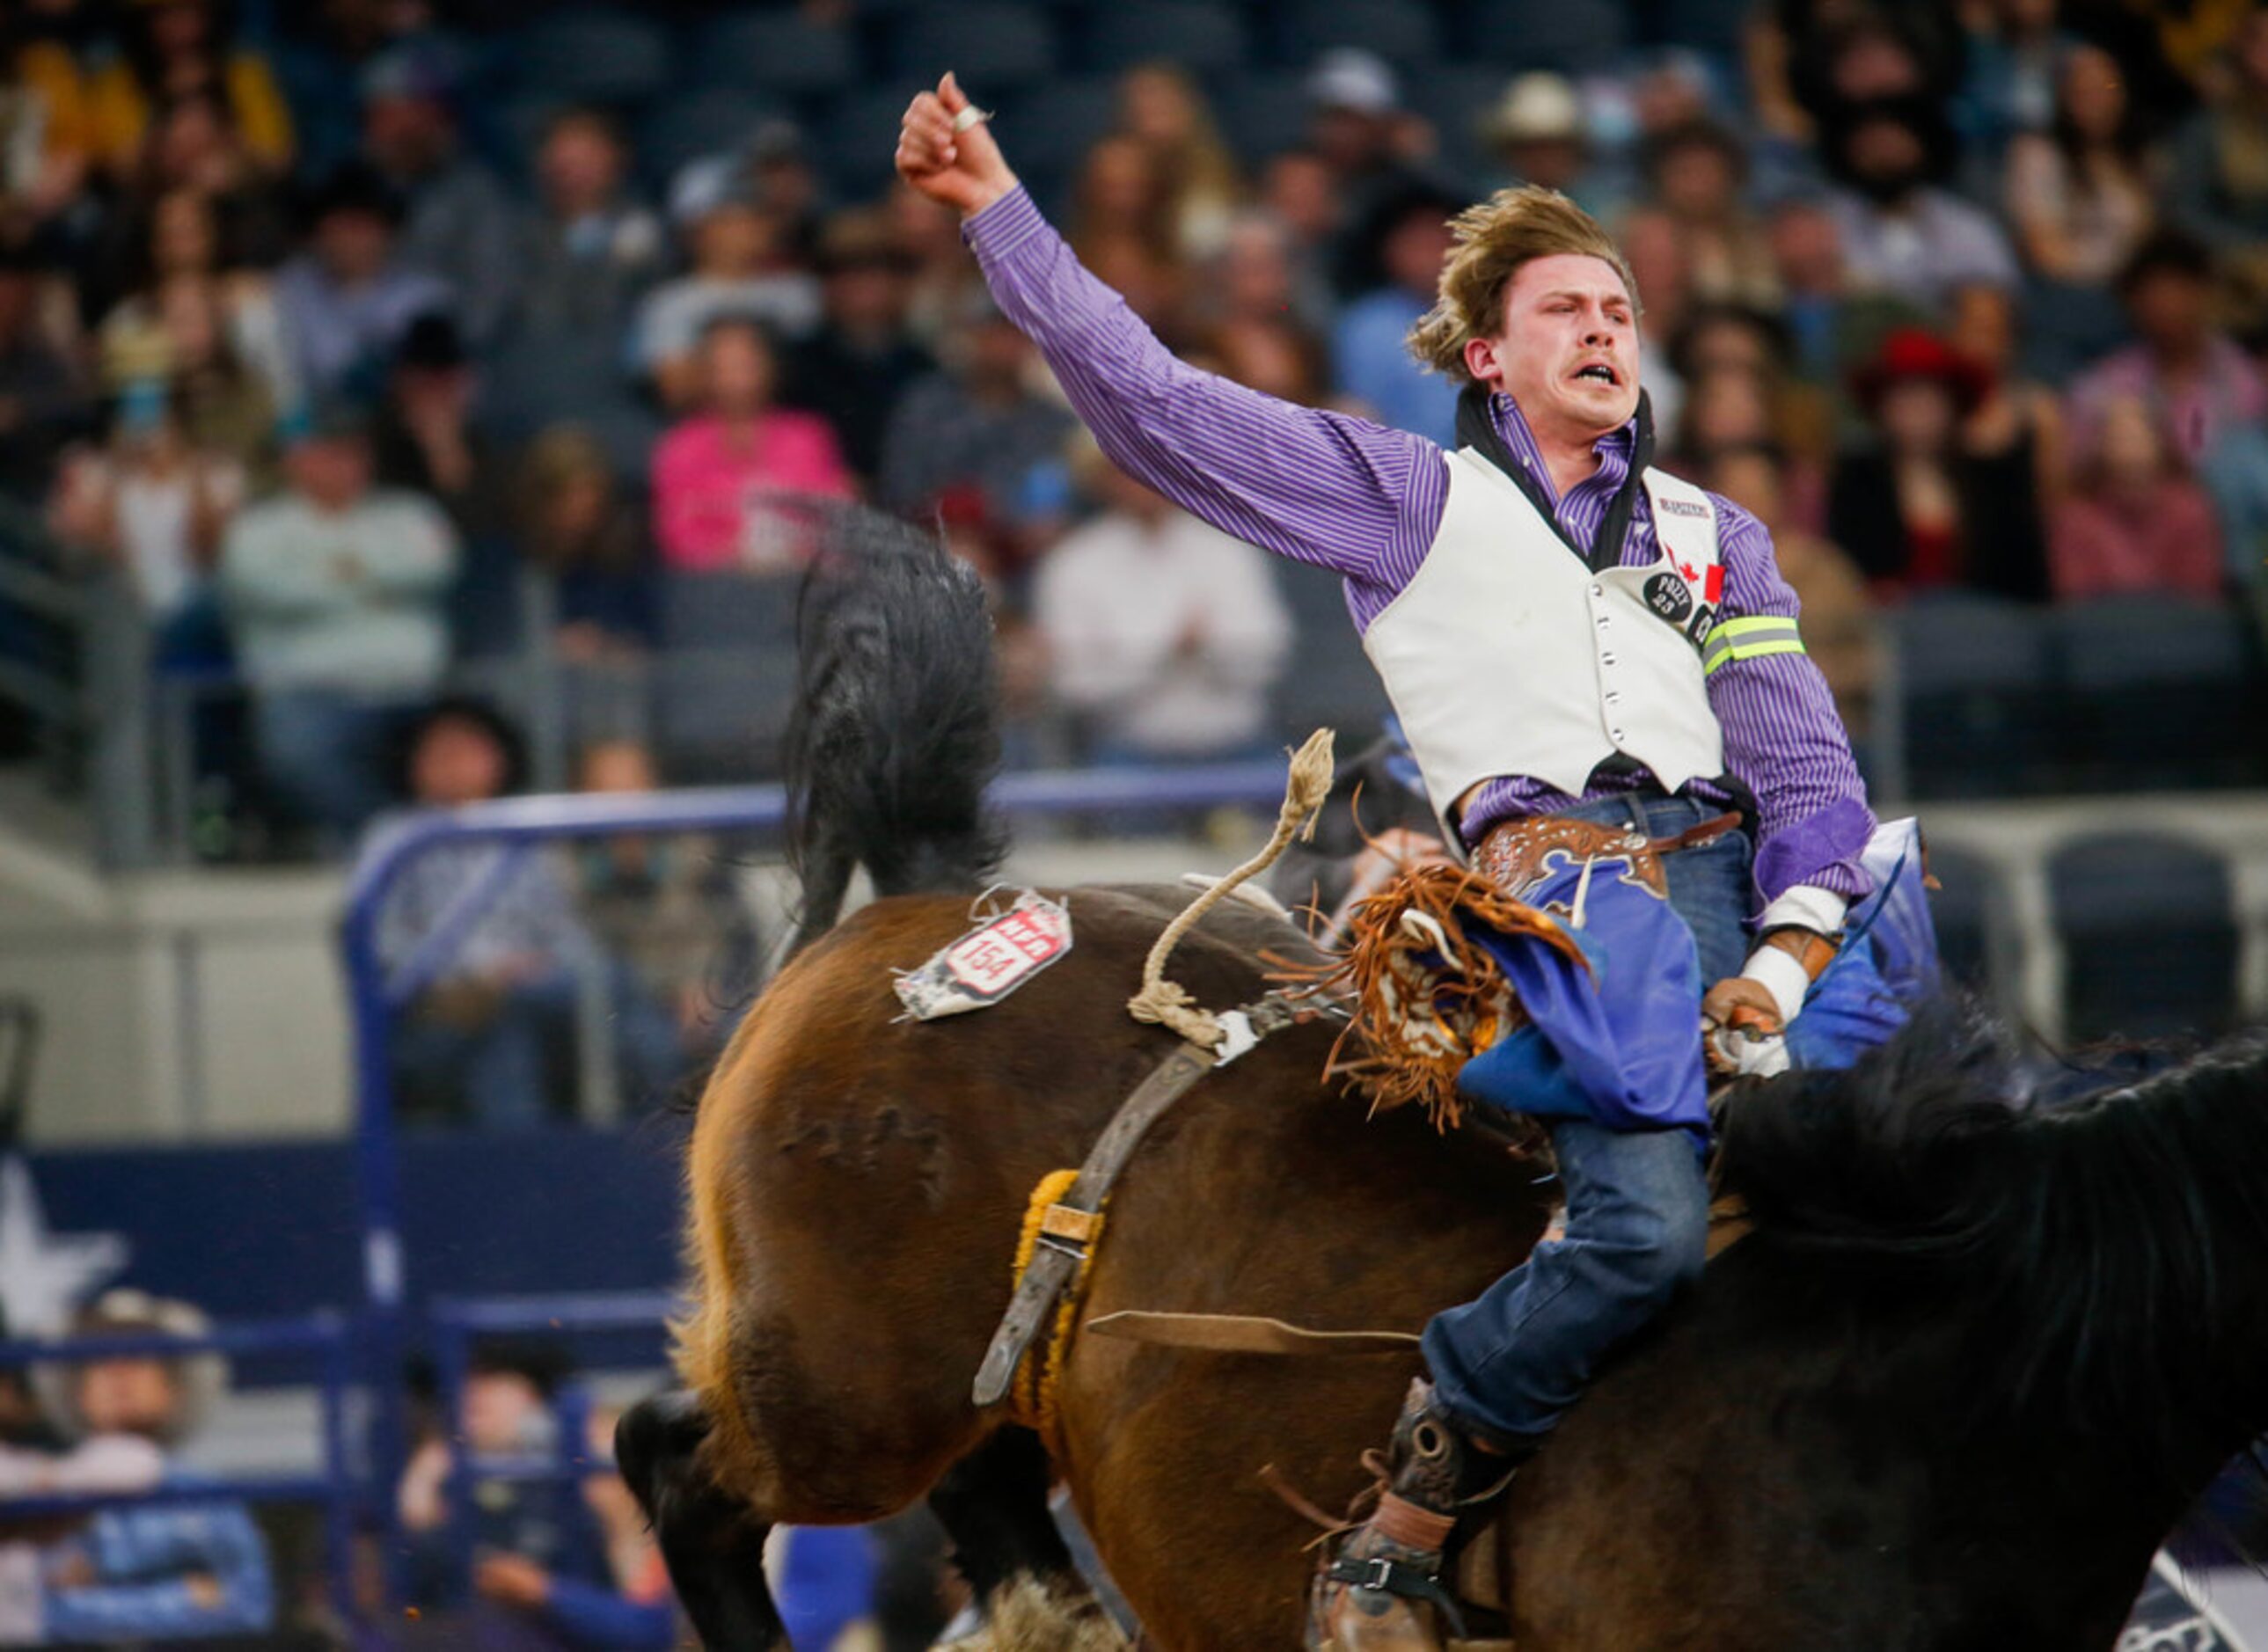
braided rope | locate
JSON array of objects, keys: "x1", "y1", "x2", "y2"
[{"x1": 1125, "y1": 728, "x2": 1335, "y2": 1048}]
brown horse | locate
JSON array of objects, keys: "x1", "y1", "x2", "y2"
[{"x1": 618, "y1": 513, "x2": 2268, "y2": 1649}]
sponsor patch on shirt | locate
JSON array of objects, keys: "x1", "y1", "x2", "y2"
[{"x1": 894, "y1": 888, "x2": 1074, "y2": 1020}]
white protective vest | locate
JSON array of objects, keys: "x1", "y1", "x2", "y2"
[{"x1": 1362, "y1": 447, "x2": 1728, "y2": 838}]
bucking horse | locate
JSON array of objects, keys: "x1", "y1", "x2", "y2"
[{"x1": 618, "y1": 508, "x2": 2268, "y2": 1648}]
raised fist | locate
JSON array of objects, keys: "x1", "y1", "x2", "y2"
[{"x1": 896, "y1": 72, "x2": 1019, "y2": 217}]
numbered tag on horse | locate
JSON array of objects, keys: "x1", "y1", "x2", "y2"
[{"x1": 895, "y1": 890, "x2": 1074, "y2": 1020}]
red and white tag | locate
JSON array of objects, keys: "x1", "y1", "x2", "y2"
[{"x1": 895, "y1": 890, "x2": 1074, "y2": 1020}]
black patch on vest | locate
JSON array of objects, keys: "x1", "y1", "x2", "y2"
[
  {"x1": 1688, "y1": 604, "x2": 1718, "y2": 647},
  {"x1": 1643, "y1": 570, "x2": 1694, "y2": 625}
]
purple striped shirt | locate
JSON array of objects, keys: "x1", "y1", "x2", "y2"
[{"x1": 967, "y1": 186, "x2": 1873, "y2": 903}]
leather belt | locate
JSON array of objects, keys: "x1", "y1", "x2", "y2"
[{"x1": 1473, "y1": 810, "x2": 1743, "y2": 903}]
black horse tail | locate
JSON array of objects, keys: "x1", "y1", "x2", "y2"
[
  {"x1": 1716, "y1": 1004, "x2": 2268, "y2": 1466},
  {"x1": 781, "y1": 505, "x2": 1007, "y2": 955}
]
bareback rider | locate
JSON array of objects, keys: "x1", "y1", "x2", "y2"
[{"x1": 898, "y1": 76, "x2": 1875, "y2": 1650}]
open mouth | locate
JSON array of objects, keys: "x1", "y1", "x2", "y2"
[{"x1": 1571, "y1": 362, "x2": 1621, "y2": 386}]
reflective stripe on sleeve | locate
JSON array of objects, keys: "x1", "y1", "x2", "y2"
[{"x1": 1701, "y1": 616, "x2": 1805, "y2": 676}]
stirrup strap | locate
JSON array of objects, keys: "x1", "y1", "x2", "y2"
[{"x1": 1324, "y1": 1555, "x2": 1470, "y2": 1641}]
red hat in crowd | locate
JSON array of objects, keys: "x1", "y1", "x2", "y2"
[{"x1": 1853, "y1": 326, "x2": 1994, "y2": 415}]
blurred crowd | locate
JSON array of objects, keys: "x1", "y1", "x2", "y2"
[{"x1": 0, "y1": 0, "x2": 2265, "y2": 860}]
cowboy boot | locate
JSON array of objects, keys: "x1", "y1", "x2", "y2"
[{"x1": 1306, "y1": 1379, "x2": 1520, "y2": 1651}]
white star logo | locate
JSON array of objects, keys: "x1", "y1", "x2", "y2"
[{"x1": 0, "y1": 1159, "x2": 128, "y2": 1337}]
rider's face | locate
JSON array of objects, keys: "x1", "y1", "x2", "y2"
[{"x1": 1467, "y1": 253, "x2": 1642, "y2": 445}]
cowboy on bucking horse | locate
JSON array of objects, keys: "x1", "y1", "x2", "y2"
[{"x1": 898, "y1": 75, "x2": 1913, "y2": 1651}]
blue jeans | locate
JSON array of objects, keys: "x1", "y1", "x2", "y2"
[{"x1": 1420, "y1": 790, "x2": 1747, "y2": 1450}]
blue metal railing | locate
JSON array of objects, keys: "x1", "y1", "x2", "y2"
[{"x1": 336, "y1": 761, "x2": 1302, "y2": 1605}]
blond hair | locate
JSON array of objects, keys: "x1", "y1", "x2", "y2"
[{"x1": 1407, "y1": 186, "x2": 1640, "y2": 382}]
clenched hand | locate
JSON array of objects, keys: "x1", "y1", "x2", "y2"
[{"x1": 896, "y1": 72, "x2": 1019, "y2": 217}]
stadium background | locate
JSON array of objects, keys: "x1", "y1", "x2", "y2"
[{"x1": 2, "y1": 0, "x2": 2268, "y2": 1643}]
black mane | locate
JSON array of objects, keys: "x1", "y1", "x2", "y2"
[{"x1": 1718, "y1": 1005, "x2": 2268, "y2": 1457}]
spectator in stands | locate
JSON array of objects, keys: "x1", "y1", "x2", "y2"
[
  {"x1": 1642, "y1": 121, "x2": 1778, "y2": 311},
  {"x1": 1210, "y1": 315, "x2": 1328, "y2": 406},
  {"x1": 371, "y1": 313, "x2": 501, "y2": 541},
  {"x1": 272, "y1": 161, "x2": 451, "y2": 405},
  {"x1": 653, "y1": 316, "x2": 850, "y2": 575},
  {"x1": 508, "y1": 106, "x2": 666, "y2": 344},
  {"x1": 1333, "y1": 183, "x2": 1460, "y2": 447},
  {"x1": 1948, "y1": 280, "x2": 2067, "y2": 516},
  {"x1": 1305, "y1": 48, "x2": 1433, "y2": 265},
  {"x1": 30, "y1": 1290, "x2": 274, "y2": 1644},
  {"x1": 380, "y1": 700, "x2": 595, "y2": 1128},
  {"x1": 2049, "y1": 393, "x2": 2225, "y2": 602},
  {"x1": 1954, "y1": 0, "x2": 2067, "y2": 164},
  {"x1": 782, "y1": 209, "x2": 934, "y2": 486},
  {"x1": 878, "y1": 293, "x2": 1076, "y2": 535},
  {"x1": 1202, "y1": 209, "x2": 1334, "y2": 339},
  {"x1": 513, "y1": 425, "x2": 657, "y2": 659},
  {"x1": 1821, "y1": 94, "x2": 2020, "y2": 311},
  {"x1": 1260, "y1": 149, "x2": 1344, "y2": 298},
  {"x1": 1766, "y1": 194, "x2": 1857, "y2": 386},
  {"x1": 465, "y1": 1414, "x2": 679, "y2": 1648},
  {"x1": 1615, "y1": 207, "x2": 1694, "y2": 432},
  {"x1": 887, "y1": 178, "x2": 984, "y2": 350},
  {"x1": 97, "y1": 186, "x2": 295, "y2": 418},
  {"x1": 1068, "y1": 135, "x2": 1188, "y2": 331},
  {"x1": 1482, "y1": 73, "x2": 1615, "y2": 220},
  {"x1": 2003, "y1": 41, "x2": 2155, "y2": 289},
  {"x1": 1115, "y1": 62, "x2": 1241, "y2": 262},
  {"x1": 219, "y1": 400, "x2": 457, "y2": 838},
  {"x1": 119, "y1": 89, "x2": 292, "y2": 264},
  {"x1": 2069, "y1": 230, "x2": 2268, "y2": 470},
  {"x1": 0, "y1": 247, "x2": 90, "y2": 504},
  {"x1": 572, "y1": 738, "x2": 757, "y2": 1098},
  {"x1": 399, "y1": 1343, "x2": 671, "y2": 1645},
  {"x1": 633, "y1": 174, "x2": 820, "y2": 409},
  {"x1": 1672, "y1": 306, "x2": 1831, "y2": 489},
  {"x1": 736, "y1": 120, "x2": 830, "y2": 267},
  {"x1": 2, "y1": 1, "x2": 95, "y2": 230},
  {"x1": 2169, "y1": 11, "x2": 2268, "y2": 341},
  {"x1": 1706, "y1": 442, "x2": 1877, "y2": 742},
  {"x1": 358, "y1": 40, "x2": 514, "y2": 347},
  {"x1": 83, "y1": 0, "x2": 292, "y2": 181},
  {"x1": 1035, "y1": 439, "x2": 1291, "y2": 764},
  {"x1": 47, "y1": 377, "x2": 244, "y2": 646},
  {"x1": 1829, "y1": 325, "x2": 2048, "y2": 599}
]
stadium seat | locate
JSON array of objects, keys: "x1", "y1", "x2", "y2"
[
  {"x1": 637, "y1": 89, "x2": 785, "y2": 193},
  {"x1": 508, "y1": 8, "x2": 672, "y2": 108},
  {"x1": 684, "y1": 11, "x2": 860, "y2": 101},
  {"x1": 653, "y1": 574, "x2": 804, "y2": 782},
  {"x1": 1079, "y1": 3, "x2": 1251, "y2": 77},
  {"x1": 1211, "y1": 70, "x2": 1317, "y2": 169},
  {"x1": 2049, "y1": 596, "x2": 2262, "y2": 793},
  {"x1": 1883, "y1": 593, "x2": 2058, "y2": 800},
  {"x1": 2048, "y1": 831, "x2": 2240, "y2": 1044},
  {"x1": 889, "y1": 4, "x2": 1060, "y2": 91},
  {"x1": 1269, "y1": 562, "x2": 1392, "y2": 750},
  {"x1": 1463, "y1": 0, "x2": 1632, "y2": 74},
  {"x1": 1273, "y1": 0, "x2": 1443, "y2": 69},
  {"x1": 1920, "y1": 842, "x2": 2010, "y2": 1003}
]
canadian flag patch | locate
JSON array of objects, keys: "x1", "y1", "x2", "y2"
[{"x1": 894, "y1": 890, "x2": 1075, "y2": 1020}]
